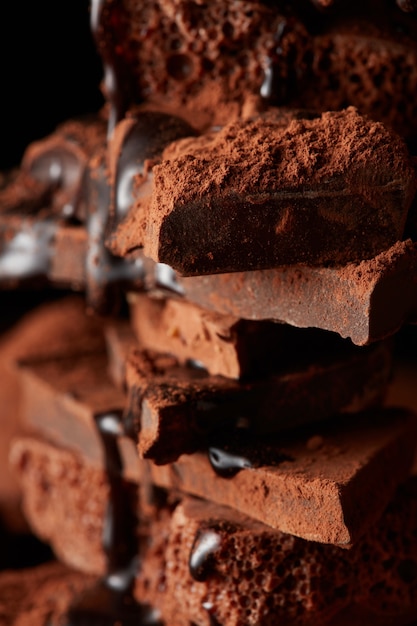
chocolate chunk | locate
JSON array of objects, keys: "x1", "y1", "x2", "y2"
[
  {"x1": 144, "y1": 408, "x2": 417, "y2": 544},
  {"x1": 91, "y1": 0, "x2": 310, "y2": 131},
  {"x1": 129, "y1": 294, "x2": 363, "y2": 379},
  {"x1": 158, "y1": 484, "x2": 417, "y2": 626},
  {"x1": 18, "y1": 351, "x2": 138, "y2": 477},
  {"x1": 175, "y1": 239, "x2": 417, "y2": 345},
  {"x1": 0, "y1": 562, "x2": 97, "y2": 625},
  {"x1": 140, "y1": 109, "x2": 416, "y2": 275},
  {"x1": 124, "y1": 341, "x2": 392, "y2": 463},
  {"x1": 10, "y1": 436, "x2": 417, "y2": 625},
  {"x1": 303, "y1": 22, "x2": 417, "y2": 140}
]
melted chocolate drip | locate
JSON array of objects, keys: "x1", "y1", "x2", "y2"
[
  {"x1": 83, "y1": 158, "x2": 145, "y2": 313},
  {"x1": 0, "y1": 219, "x2": 56, "y2": 281},
  {"x1": 260, "y1": 19, "x2": 299, "y2": 105},
  {"x1": 154, "y1": 263, "x2": 185, "y2": 296},
  {"x1": 189, "y1": 528, "x2": 221, "y2": 582},
  {"x1": 64, "y1": 412, "x2": 162, "y2": 626},
  {"x1": 113, "y1": 112, "x2": 196, "y2": 224},
  {"x1": 91, "y1": 0, "x2": 134, "y2": 135},
  {"x1": 26, "y1": 146, "x2": 84, "y2": 221},
  {"x1": 208, "y1": 430, "x2": 294, "y2": 479},
  {"x1": 208, "y1": 447, "x2": 253, "y2": 479}
]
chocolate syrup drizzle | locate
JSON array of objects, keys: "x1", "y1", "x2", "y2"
[
  {"x1": 208, "y1": 447, "x2": 253, "y2": 479},
  {"x1": 91, "y1": 0, "x2": 134, "y2": 136},
  {"x1": 64, "y1": 412, "x2": 162, "y2": 626},
  {"x1": 188, "y1": 528, "x2": 224, "y2": 626},
  {"x1": 83, "y1": 158, "x2": 145, "y2": 313},
  {"x1": 189, "y1": 528, "x2": 222, "y2": 582},
  {"x1": 113, "y1": 112, "x2": 196, "y2": 226}
]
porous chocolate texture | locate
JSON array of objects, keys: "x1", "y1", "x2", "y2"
[
  {"x1": 152, "y1": 486, "x2": 417, "y2": 626},
  {"x1": 93, "y1": 0, "x2": 417, "y2": 139},
  {"x1": 303, "y1": 21, "x2": 417, "y2": 140},
  {"x1": 0, "y1": 295, "x2": 107, "y2": 530},
  {"x1": 11, "y1": 438, "x2": 110, "y2": 575},
  {"x1": 138, "y1": 108, "x2": 416, "y2": 275},
  {"x1": 0, "y1": 561, "x2": 97, "y2": 626},
  {"x1": 93, "y1": 0, "x2": 311, "y2": 131},
  {"x1": 124, "y1": 340, "x2": 392, "y2": 463},
  {"x1": 9, "y1": 435, "x2": 417, "y2": 625}
]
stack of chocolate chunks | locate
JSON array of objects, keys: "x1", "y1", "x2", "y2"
[{"x1": 1, "y1": 0, "x2": 417, "y2": 624}]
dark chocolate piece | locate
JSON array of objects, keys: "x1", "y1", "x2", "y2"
[
  {"x1": 19, "y1": 351, "x2": 138, "y2": 477},
  {"x1": 173, "y1": 239, "x2": 417, "y2": 345},
  {"x1": 124, "y1": 341, "x2": 392, "y2": 464},
  {"x1": 91, "y1": 0, "x2": 310, "y2": 131},
  {"x1": 64, "y1": 412, "x2": 161, "y2": 626},
  {"x1": 90, "y1": 1, "x2": 417, "y2": 138},
  {"x1": 144, "y1": 408, "x2": 417, "y2": 544},
  {"x1": 140, "y1": 109, "x2": 415, "y2": 275},
  {"x1": 129, "y1": 294, "x2": 362, "y2": 379},
  {"x1": 159, "y1": 485, "x2": 417, "y2": 626}
]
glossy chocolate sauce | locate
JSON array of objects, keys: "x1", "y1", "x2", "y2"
[
  {"x1": 208, "y1": 447, "x2": 253, "y2": 479},
  {"x1": 189, "y1": 527, "x2": 225, "y2": 626},
  {"x1": 91, "y1": 0, "x2": 134, "y2": 135},
  {"x1": 260, "y1": 18, "x2": 302, "y2": 105},
  {"x1": 113, "y1": 112, "x2": 196, "y2": 225},
  {"x1": 64, "y1": 412, "x2": 162, "y2": 626},
  {"x1": 208, "y1": 430, "x2": 294, "y2": 479},
  {"x1": 0, "y1": 219, "x2": 56, "y2": 281},
  {"x1": 83, "y1": 158, "x2": 145, "y2": 313},
  {"x1": 25, "y1": 145, "x2": 85, "y2": 221},
  {"x1": 189, "y1": 528, "x2": 222, "y2": 582}
]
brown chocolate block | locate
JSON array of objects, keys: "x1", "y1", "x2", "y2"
[
  {"x1": 0, "y1": 561, "x2": 96, "y2": 626},
  {"x1": 174, "y1": 239, "x2": 417, "y2": 345},
  {"x1": 129, "y1": 293, "x2": 359, "y2": 379},
  {"x1": 9, "y1": 435, "x2": 417, "y2": 625},
  {"x1": 144, "y1": 407, "x2": 417, "y2": 544},
  {"x1": 104, "y1": 319, "x2": 138, "y2": 389},
  {"x1": 125, "y1": 341, "x2": 392, "y2": 463},
  {"x1": 92, "y1": 0, "x2": 311, "y2": 132},
  {"x1": 154, "y1": 483, "x2": 417, "y2": 626},
  {"x1": 18, "y1": 351, "x2": 138, "y2": 479},
  {"x1": 10, "y1": 438, "x2": 108, "y2": 575},
  {"x1": 15, "y1": 344, "x2": 410, "y2": 545},
  {"x1": 304, "y1": 20, "x2": 417, "y2": 140},
  {"x1": 0, "y1": 295, "x2": 105, "y2": 530},
  {"x1": 140, "y1": 109, "x2": 415, "y2": 275},
  {"x1": 92, "y1": 1, "x2": 417, "y2": 139}
]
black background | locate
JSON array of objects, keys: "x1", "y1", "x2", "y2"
[{"x1": 0, "y1": 0, "x2": 104, "y2": 170}]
